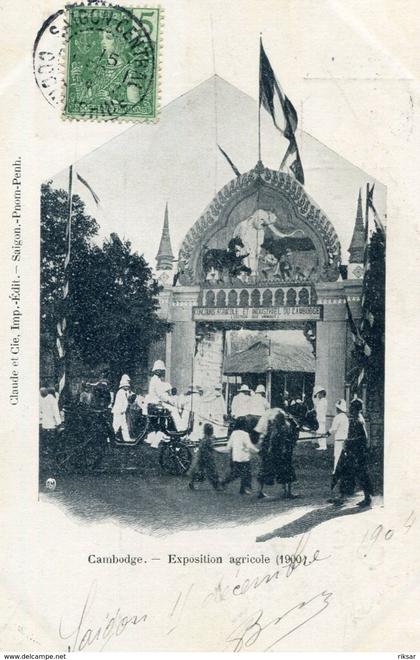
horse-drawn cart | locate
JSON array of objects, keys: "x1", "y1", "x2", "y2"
[{"x1": 52, "y1": 403, "x2": 194, "y2": 476}]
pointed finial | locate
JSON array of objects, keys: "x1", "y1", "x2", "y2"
[
  {"x1": 348, "y1": 188, "x2": 365, "y2": 263},
  {"x1": 156, "y1": 203, "x2": 175, "y2": 270}
]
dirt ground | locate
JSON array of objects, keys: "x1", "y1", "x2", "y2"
[{"x1": 39, "y1": 441, "x2": 383, "y2": 537}]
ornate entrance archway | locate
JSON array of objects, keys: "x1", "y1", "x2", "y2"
[{"x1": 165, "y1": 162, "x2": 359, "y2": 421}]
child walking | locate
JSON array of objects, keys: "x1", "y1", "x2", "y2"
[
  {"x1": 222, "y1": 417, "x2": 259, "y2": 494},
  {"x1": 188, "y1": 422, "x2": 221, "y2": 491}
]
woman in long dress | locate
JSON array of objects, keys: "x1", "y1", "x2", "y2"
[{"x1": 258, "y1": 409, "x2": 298, "y2": 499}]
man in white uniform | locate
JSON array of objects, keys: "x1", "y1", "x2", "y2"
[
  {"x1": 112, "y1": 374, "x2": 133, "y2": 442},
  {"x1": 144, "y1": 360, "x2": 172, "y2": 447},
  {"x1": 231, "y1": 384, "x2": 252, "y2": 419},
  {"x1": 211, "y1": 384, "x2": 227, "y2": 422},
  {"x1": 199, "y1": 384, "x2": 227, "y2": 438},
  {"x1": 147, "y1": 360, "x2": 169, "y2": 405},
  {"x1": 249, "y1": 384, "x2": 270, "y2": 416},
  {"x1": 39, "y1": 387, "x2": 61, "y2": 431},
  {"x1": 327, "y1": 399, "x2": 349, "y2": 470},
  {"x1": 313, "y1": 386, "x2": 328, "y2": 450}
]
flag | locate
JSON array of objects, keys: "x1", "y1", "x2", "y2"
[
  {"x1": 259, "y1": 39, "x2": 304, "y2": 184},
  {"x1": 346, "y1": 299, "x2": 362, "y2": 347},
  {"x1": 217, "y1": 144, "x2": 241, "y2": 177},
  {"x1": 76, "y1": 172, "x2": 101, "y2": 205},
  {"x1": 259, "y1": 41, "x2": 297, "y2": 138},
  {"x1": 366, "y1": 182, "x2": 386, "y2": 236},
  {"x1": 280, "y1": 137, "x2": 305, "y2": 186},
  {"x1": 345, "y1": 298, "x2": 371, "y2": 357},
  {"x1": 346, "y1": 295, "x2": 369, "y2": 390},
  {"x1": 359, "y1": 183, "x2": 382, "y2": 354}
]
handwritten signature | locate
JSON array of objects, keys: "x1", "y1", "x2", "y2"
[
  {"x1": 59, "y1": 580, "x2": 147, "y2": 651},
  {"x1": 225, "y1": 589, "x2": 333, "y2": 651}
]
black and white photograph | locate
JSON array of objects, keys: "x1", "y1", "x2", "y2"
[{"x1": 39, "y1": 41, "x2": 385, "y2": 535}]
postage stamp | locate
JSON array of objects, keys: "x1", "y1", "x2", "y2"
[{"x1": 63, "y1": 4, "x2": 161, "y2": 121}]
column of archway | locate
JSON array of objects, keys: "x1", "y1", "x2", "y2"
[
  {"x1": 314, "y1": 282, "x2": 348, "y2": 428},
  {"x1": 168, "y1": 286, "x2": 201, "y2": 393}
]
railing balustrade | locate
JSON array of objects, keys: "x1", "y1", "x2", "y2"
[{"x1": 201, "y1": 285, "x2": 315, "y2": 308}]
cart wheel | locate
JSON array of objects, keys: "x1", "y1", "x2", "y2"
[{"x1": 159, "y1": 442, "x2": 192, "y2": 475}]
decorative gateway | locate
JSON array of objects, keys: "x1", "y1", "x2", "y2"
[{"x1": 177, "y1": 161, "x2": 341, "y2": 293}]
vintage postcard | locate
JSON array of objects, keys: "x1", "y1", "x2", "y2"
[{"x1": 1, "y1": 0, "x2": 419, "y2": 654}]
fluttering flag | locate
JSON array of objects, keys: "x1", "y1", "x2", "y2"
[
  {"x1": 367, "y1": 184, "x2": 386, "y2": 237},
  {"x1": 76, "y1": 172, "x2": 101, "y2": 205},
  {"x1": 345, "y1": 298, "x2": 372, "y2": 359},
  {"x1": 217, "y1": 144, "x2": 241, "y2": 177},
  {"x1": 280, "y1": 138, "x2": 305, "y2": 185},
  {"x1": 259, "y1": 39, "x2": 304, "y2": 184}
]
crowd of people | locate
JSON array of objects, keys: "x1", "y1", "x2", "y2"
[
  {"x1": 39, "y1": 364, "x2": 373, "y2": 508},
  {"x1": 188, "y1": 384, "x2": 373, "y2": 508}
]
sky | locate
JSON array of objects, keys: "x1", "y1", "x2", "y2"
[
  {"x1": 22, "y1": 0, "x2": 412, "y2": 273},
  {"x1": 49, "y1": 74, "x2": 387, "y2": 270}
]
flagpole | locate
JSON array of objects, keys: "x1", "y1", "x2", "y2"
[
  {"x1": 67, "y1": 165, "x2": 73, "y2": 264},
  {"x1": 258, "y1": 35, "x2": 262, "y2": 162},
  {"x1": 58, "y1": 165, "x2": 73, "y2": 403}
]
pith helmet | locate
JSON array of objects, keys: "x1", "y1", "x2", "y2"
[{"x1": 152, "y1": 360, "x2": 166, "y2": 372}]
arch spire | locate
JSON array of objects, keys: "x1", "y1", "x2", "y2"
[
  {"x1": 156, "y1": 202, "x2": 174, "y2": 270},
  {"x1": 348, "y1": 188, "x2": 365, "y2": 263}
]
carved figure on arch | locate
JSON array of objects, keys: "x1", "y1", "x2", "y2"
[{"x1": 202, "y1": 237, "x2": 252, "y2": 284}]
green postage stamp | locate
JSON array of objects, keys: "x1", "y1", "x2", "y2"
[{"x1": 63, "y1": 5, "x2": 161, "y2": 121}]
